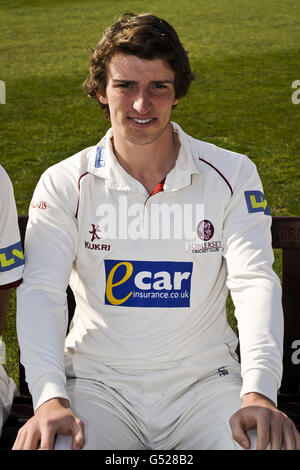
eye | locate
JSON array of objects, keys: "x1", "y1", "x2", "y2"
[
  {"x1": 116, "y1": 82, "x2": 132, "y2": 88},
  {"x1": 153, "y1": 83, "x2": 167, "y2": 89}
]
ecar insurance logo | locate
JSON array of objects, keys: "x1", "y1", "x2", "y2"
[{"x1": 105, "y1": 260, "x2": 193, "y2": 308}]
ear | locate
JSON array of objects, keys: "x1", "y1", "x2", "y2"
[
  {"x1": 173, "y1": 97, "x2": 179, "y2": 106},
  {"x1": 96, "y1": 92, "x2": 108, "y2": 105}
]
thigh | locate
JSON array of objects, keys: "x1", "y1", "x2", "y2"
[
  {"x1": 0, "y1": 365, "x2": 16, "y2": 408},
  {"x1": 55, "y1": 378, "x2": 147, "y2": 450},
  {"x1": 0, "y1": 365, "x2": 16, "y2": 427},
  {"x1": 174, "y1": 370, "x2": 245, "y2": 450}
]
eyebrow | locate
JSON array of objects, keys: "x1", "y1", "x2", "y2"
[{"x1": 112, "y1": 79, "x2": 175, "y2": 84}]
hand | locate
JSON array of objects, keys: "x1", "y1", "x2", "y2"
[
  {"x1": 12, "y1": 397, "x2": 85, "y2": 450},
  {"x1": 229, "y1": 392, "x2": 300, "y2": 450}
]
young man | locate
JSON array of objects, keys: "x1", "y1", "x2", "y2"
[
  {"x1": 14, "y1": 13, "x2": 300, "y2": 450},
  {"x1": 0, "y1": 165, "x2": 24, "y2": 436}
]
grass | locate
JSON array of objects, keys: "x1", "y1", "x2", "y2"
[{"x1": 0, "y1": 0, "x2": 299, "y2": 387}]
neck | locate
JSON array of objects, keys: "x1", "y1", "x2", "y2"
[{"x1": 111, "y1": 124, "x2": 180, "y2": 193}]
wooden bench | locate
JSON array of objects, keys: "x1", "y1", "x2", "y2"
[
  {"x1": 0, "y1": 215, "x2": 299, "y2": 449},
  {"x1": 272, "y1": 216, "x2": 300, "y2": 427}
]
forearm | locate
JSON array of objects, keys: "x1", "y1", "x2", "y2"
[
  {"x1": 233, "y1": 276, "x2": 283, "y2": 404},
  {"x1": 17, "y1": 282, "x2": 69, "y2": 410}
]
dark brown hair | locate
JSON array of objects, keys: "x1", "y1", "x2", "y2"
[{"x1": 83, "y1": 12, "x2": 195, "y2": 117}]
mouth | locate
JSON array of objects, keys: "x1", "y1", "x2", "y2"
[{"x1": 127, "y1": 117, "x2": 156, "y2": 127}]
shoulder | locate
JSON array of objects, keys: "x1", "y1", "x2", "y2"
[
  {"x1": 0, "y1": 165, "x2": 13, "y2": 192},
  {"x1": 41, "y1": 145, "x2": 96, "y2": 186},
  {"x1": 0, "y1": 166, "x2": 15, "y2": 213},
  {"x1": 173, "y1": 123, "x2": 258, "y2": 197},
  {"x1": 187, "y1": 134, "x2": 258, "y2": 196},
  {"x1": 30, "y1": 145, "x2": 97, "y2": 216}
]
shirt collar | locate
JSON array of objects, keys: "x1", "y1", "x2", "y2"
[{"x1": 87, "y1": 122, "x2": 200, "y2": 193}]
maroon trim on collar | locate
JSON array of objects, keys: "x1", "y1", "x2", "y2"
[{"x1": 199, "y1": 158, "x2": 233, "y2": 196}]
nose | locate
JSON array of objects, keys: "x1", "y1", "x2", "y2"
[{"x1": 132, "y1": 89, "x2": 152, "y2": 115}]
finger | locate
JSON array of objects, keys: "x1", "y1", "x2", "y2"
[
  {"x1": 23, "y1": 430, "x2": 41, "y2": 450},
  {"x1": 12, "y1": 429, "x2": 26, "y2": 450},
  {"x1": 229, "y1": 414, "x2": 250, "y2": 449},
  {"x1": 12, "y1": 424, "x2": 40, "y2": 450},
  {"x1": 256, "y1": 413, "x2": 271, "y2": 450},
  {"x1": 270, "y1": 415, "x2": 283, "y2": 450},
  {"x1": 294, "y1": 427, "x2": 300, "y2": 450},
  {"x1": 71, "y1": 420, "x2": 85, "y2": 450},
  {"x1": 39, "y1": 429, "x2": 56, "y2": 450},
  {"x1": 282, "y1": 421, "x2": 296, "y2": 450}
]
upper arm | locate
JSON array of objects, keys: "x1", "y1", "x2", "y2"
[
  {"x1": 23, "y1": 167, "x2": 78, "y2": 291},
  {"x1": 0, "y1": 167, "x2": 24, "y2": 334}
]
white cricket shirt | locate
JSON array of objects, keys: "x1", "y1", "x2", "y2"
[{"x1": 17, "y1": 123, "x2": 283, "y2": 411}]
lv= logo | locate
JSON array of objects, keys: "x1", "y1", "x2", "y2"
[
  {"x1": 0, "y1": 242, "x2": 24, "y2": 272},
  {"x1": 244, "y1": 190, "x2": 271, "y2": 215}
]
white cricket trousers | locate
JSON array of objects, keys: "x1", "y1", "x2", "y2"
[
  {"x1": 54, "y1": 362, "x2": 261, "y2": 450},
  {"x1": 0, "y1": 364, "x2": 16, "y2": 436}
]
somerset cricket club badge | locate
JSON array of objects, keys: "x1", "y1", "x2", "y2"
[{"x1": 197, "y1": 220, "x2": 214, "y2": 241}]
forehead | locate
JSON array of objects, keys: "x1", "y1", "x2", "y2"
[{"x1": 106, "y1": 53, "x2": 175, "y2": 81}]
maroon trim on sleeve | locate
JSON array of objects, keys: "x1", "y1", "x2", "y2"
[
  {"x1": 199, "y1": 158, "x2": 233, "y2": 196},
  {"x1": 0, "y1": 278, "x2": 23, "y2": 290}
]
